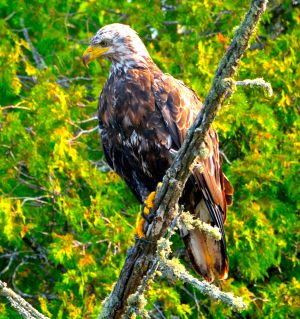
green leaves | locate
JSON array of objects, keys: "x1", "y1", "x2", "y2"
[{"x1": 0, "y1": 0, "x2": 299, "y2": 318}]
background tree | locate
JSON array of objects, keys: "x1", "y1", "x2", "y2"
[{"x1": 0, "y1": 0, "x2": 299, "y2": 318}]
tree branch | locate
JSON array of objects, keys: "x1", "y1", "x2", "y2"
[
  {"x1": 69, "y1": 125, "x2": 99, "y2": 143},
  {"x1": 0, "y1": 280, "x2": 50, "y2": 319},
  {"x1": 98, "y1": 1, "x2": 269, "y2": 318},
  {"x1": 157, "y1": 238, "x2": 246, "y2": 312},
  {"x1": 20, "y1": 19, "x2": 47, "y2": 70},
  {"x1": 236, "y1": 78, "x2": 273, "y2": 96}
]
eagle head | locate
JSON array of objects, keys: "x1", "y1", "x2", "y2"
[{"x1": 83, "y1": 23, "x2": 150, "y2": 67}]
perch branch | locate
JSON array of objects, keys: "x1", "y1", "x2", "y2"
[
  {"x1": 118, "y1": 207, "x2": 182, "y2": 319},
  {"x1": 98, "y1": 1, "x2": 269, "y2": 318}
]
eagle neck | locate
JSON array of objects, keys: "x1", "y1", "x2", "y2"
[{"x1": 109, "y1": 55, "x2": 153, "y2": 75}]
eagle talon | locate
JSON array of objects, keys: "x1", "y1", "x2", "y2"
[
  {"x1": 141, "y1": 204, "x2": 154, "y2": 222},
  {"x1": 134, "y1": 183, "x2": 162, "y2": 238},
  {"x1": 141, "y1": 210, "x2": 150, "y2": 222}
]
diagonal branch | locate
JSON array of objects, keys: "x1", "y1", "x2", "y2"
[
  {"x1": 20, "y1": 18, "x2": 47, "y2": 70},
  {"x1": 98, "y1": 1, "x2": 269, "y2": 318},
  {"x1": 0, "y1": 280, "x2": 50, "y2": 319}
]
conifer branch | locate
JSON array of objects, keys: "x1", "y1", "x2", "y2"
[
  {"x1": 0, "y1": 280, "x2": 50, "y2": 319},
  {"x1": 98, "y1": 1, "x2": 269, "y2": 318}
]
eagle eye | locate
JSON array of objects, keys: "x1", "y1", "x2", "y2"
[{"x1": 99, "y1": 40, "x2": 109, "y2": 47}]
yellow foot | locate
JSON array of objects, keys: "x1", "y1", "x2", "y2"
[{"x1": 134, "y1": 183, "x2": 162, "y2": 238}]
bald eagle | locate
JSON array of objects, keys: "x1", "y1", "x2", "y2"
[{"x1": 83, "y1": 23, "x2": 233, "y2": 282}]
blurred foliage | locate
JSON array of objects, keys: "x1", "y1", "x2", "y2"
[{"x1": 0, "y1": 0, "x2": 299, "y2": 318}]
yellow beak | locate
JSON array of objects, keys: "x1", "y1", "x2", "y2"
[{"x1": 82, "y1": 46, "x2": 109, "y2": 67}]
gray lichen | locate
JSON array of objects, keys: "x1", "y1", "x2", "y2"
[
  {"x1": 180, "y1": 211, "x2": 222, "y2": 241},
  {"x1": 0, "y1": 280, "x2": 49, "y2": 319},
  {"x1": 156, "y1": 240, "x2": 247, "y2": 312},
  {"x1": 236, "y1": 78, "x2": 273, "y2": 97}
]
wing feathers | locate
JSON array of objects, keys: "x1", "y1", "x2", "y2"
[{"x1": 153, "y1": 71, "x2": 232, "y2": 281}]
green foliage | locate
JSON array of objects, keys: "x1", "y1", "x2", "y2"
[{"x1": 0, "y1": 0, "x2": 299, "y2": 318}]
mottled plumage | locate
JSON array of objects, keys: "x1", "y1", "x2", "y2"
[{"x1": 83, "y1": 24, "x2": 233, "y2": 282}]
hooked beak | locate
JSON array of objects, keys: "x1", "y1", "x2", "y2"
[{"x1": 82, "y1": 46, "x2": 109, "y2": 67}]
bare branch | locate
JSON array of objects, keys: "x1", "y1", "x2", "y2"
[
  {"x1": 0, "y1": 280, "x2": 50, "y2": 319},
  {"x1": 9, "y1": 195, "x2": 52, "y2": 207},
  {"x1": 20, "y1": 18, "x2": 47, "y2": 70},
  {"x1": 17, "y1": 75, "x2": 38, "y2": 84},
  {"x1": 4, "y1": 11, "x2": 16, "y2": 21},
  {"x1": 69, "y1": 125, "x2": 99, "y2": 143},
  {"x1": 0, "y1": 249, "x2": 17, "y2": 276},
  {"x1": 1, "y1": 105, "x2": 30, "y2": 111},
  {"x1": 156, "y1": 237, "x2": 246, "y2": 312},
  {"x1": 74, "y1": 116, "x2": 98, "y2": 124},
  {"x1": 236, "y1": 78, "x2": 273, "y2": 96},
  {"x1": 160, "y1": 260, "x2": 246, "y2": 312},
  {"x1": 56, "y1": 76, "x2": 92, "y2": 88}
]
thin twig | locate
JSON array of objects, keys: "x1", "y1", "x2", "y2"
[
  {"x1": 69, "y1": 126, "x2": 99, "y2": 142},
  {"x1": 0, "y1": 249, "x2": 17, "y2": 276},
  {"x1": 74, "y1": 116, "x2": 98, "y2": 124},
  {"x1": 17, "y1": 75, "x2": 38, "y2": 84},
  {"x1": 4, "y1": 11, "x2": 16, "y2": 21},
  {"x1": 153, "y1": 303, "x2": 167, "y2": 319},
  {"x1": 236, "y1": 78, "x2": 273, "y2": 96},
  {"x1": 1, "y1": 105, "x2": 30, "y2": 111},
  {"x1": 20, "y1": 18, "x2": 47, "y2": 70},
  {"x1": 180, "y1": 286, "x2": 202, "y2": 316},
  {"x1": 9, "y1": 195, "x2": 52, "y2": 207},
  {"x1": 12, "y1": 261, "x2": 37, "y2": 299},
  {"x1": 163, "y1": 21, "x2": 179, "y2": 25},
  {"x1": 56, "y1": 76, "x2": 92, "y2": 88},
  {"x1": 219, "y1": 150, "x2": 232, "y2": 165}
]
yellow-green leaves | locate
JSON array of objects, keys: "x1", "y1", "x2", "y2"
[{"x1": 0, "y1": 1, "x2": 299, "y2": 318}]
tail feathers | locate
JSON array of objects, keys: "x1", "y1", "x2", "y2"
[
  {"x1": 181, "y1": 199, "x2": 228, "y2": 282},
  {"x1": 184, "y1": 228, "x2": 228, "y2": 282}
]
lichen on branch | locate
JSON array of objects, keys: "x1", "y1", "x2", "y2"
[{"x1": 0, "y1": 280, "x2": 50, "y2": 319}]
